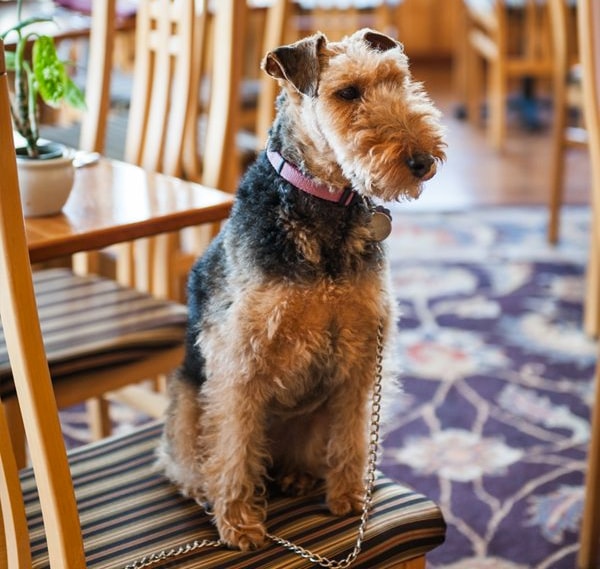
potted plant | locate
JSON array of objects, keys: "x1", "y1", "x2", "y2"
[{"x1": 1, "y1": 0, "x2": 86, "y2": 216}]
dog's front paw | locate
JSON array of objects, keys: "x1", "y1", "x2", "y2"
[
  {"x1": 278, "y1": 471, "x2": 318, "y2": 496},
  {"x1": 221, "y1": 523, "x2": 266, "y2": 552},
  {"x1": 327, "y1": 490, "x2": 364, "y2": 516},
  {"x1": 216, "y1": 501, "x2": 267, "y2": 551}
]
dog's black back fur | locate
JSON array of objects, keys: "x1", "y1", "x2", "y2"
[{"x1": 181, "y1": 150, "x2": 386, "y2": 386}]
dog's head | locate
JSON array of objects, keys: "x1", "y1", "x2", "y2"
[{"x1": 263, "y1": 29, "x2": 446, "y2": 202}]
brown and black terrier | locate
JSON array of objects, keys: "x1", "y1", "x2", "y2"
[{"x1": 157, "y1": 28, "x2": 445, "y2": 551}]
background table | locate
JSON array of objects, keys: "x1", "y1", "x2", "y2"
[{"x1": 25, "y1": 158, "x2": 234, "y2": 263}]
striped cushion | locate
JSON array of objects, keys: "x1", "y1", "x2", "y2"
[
  {"x1": 23, "y1": 422, "x2": 445, "y2": 568},
  {"x1": 0, "y1": 268, "x2": 187, "y2": 397}
]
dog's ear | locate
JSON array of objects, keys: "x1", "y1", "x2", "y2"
[
  {"x1": 262, "y1": 33, "x2": 326, "y2": 97},
  {"x1": 362, "y1": 30, "x2": 403, "y2": 53}
]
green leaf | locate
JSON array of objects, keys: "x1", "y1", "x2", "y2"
[
  {"x1": 4, "y1": 50, "x2": 16, "y2": 71},
  {"x1": 64, "y1": 76, "x2": 86, "y2": 111},
  {"x1": 32, "y1": 36, "x2": 67, "y2": 107}
]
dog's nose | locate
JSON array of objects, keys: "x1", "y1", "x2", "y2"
[{"x1": 406, "y1": 153, "x2": 435, "y2": 179}]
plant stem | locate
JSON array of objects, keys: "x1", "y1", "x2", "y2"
[
  {"x1": 15, "y1": 36, "x2": 37, "y2": 156},
  {"x1": 24, "y1": 61, "x2": 39, "y2": 156}
]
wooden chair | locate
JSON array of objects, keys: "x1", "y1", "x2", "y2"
[
  {"x1": 76, "y1": 0, "x2": 244, "y2": 301},
  {"x1": 0, "y1": 37, "x2": 446, "y2": 569},
  {"x1": 547, "y1": 0, "x2": 585, "y2": 244},
  {"x1": 292, "y1": 1, "x2": 399, "y2": 43},
  {"x1": 254, "y1": 0, "x2": 294, "y2": 149},
  {"x1": 0, "y1": 264, "x2": 188, "y2": 464},
  {"x1": 577, "y1": 0, "x2": 600, "y2": 341},
  {"x1": 79, "y1": 0, "x2": 201, "y2": 180},
  {"x1": 78, "y1": 0, "x2": 243, "y2": 435},
  {"x1": 577, "y1": 0, "x2": 600, "y2": 563},
  {"x1": 73, "y1": 0, "x2": 248, "y2": 438},
  {"x1": 462, "y1": 0, "x2": 555, "y2": 150},
  {"x1": 1, "y1": 2, "x2": 237, "y2": 467}
]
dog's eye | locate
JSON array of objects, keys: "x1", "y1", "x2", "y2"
[{"x1": 336, "y1": 86, "x2": 361, "y2": 101}]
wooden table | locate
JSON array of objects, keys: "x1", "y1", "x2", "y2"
[{"x1": 25, "y1": 158, "x2": 234, "y2": 263}]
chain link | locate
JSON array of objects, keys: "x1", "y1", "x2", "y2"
[
  {"x1": 123, "y1": 538, "x2": 224, "y2": 569},
  {"x1": 125, "y1": 321, "x2": 385, "y2": 569}
]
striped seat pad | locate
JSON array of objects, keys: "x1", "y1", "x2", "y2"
[
  {"x1": 0, "y1": 268, "x2": 187, "y2": 397},
  {"x1": 23, "y1": 421, "x2": 445, "y2": 568}
]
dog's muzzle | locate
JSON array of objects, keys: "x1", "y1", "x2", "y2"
[{"x1": 406, "y1": 153, "x2": 435, "y2": 180}]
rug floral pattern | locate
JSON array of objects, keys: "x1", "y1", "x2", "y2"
[{"x1": 381, "y1": 206, "x2": 595, "y2": 569}]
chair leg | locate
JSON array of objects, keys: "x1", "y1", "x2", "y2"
[
  {"x1": 578, "y1": 349, "x2": 600, "y2": 568},
  {"x1": 86, "y1": 397, "x2": 112, "y2": 440},
  {"x1": 4, "y1": 398, "x2": 27, "y2": 469},
  {"x1": 488, "y1": 63, "x2": 507, "y2": 150},
  {"x1": 108, "y1": 384, "x2": 168, "y2": 419},
  {"x1": 547, "y1": 94, "x2": 568, "y2": 244},
  {"x1": 71, "y1": 250, "x2": 101, "y2": 276},
  {"x1": 466, "y1": 40, "x2": 483, "y2": 126}
]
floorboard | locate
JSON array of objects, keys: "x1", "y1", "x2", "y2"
[{"x1": 409, "y1": 61, "x2": 590, "y2": 212}]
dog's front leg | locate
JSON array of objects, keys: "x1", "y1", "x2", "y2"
[
  {"x1": 201, "y1": 382, "x2": 269, "y2": 551},
  {"x1": 324, "y1": 357, "x2": 378, "y2": 517}
]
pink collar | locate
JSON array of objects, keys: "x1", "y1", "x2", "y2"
[{"x1": 267, "y1": 148, "x2": 358, "y2": 206}]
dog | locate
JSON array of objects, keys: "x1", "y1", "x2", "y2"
[{"x1": 157, "y1": 28, "x2": 446, "y2": 551}]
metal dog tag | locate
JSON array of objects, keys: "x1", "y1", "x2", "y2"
[{"x1": 368, "y1": 206, "x2": 392, "y2": 241}]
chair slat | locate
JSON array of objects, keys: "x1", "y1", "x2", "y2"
[
  {"x1": 577, "y1": 0, "x2": 600, "y2": 561},
  {"x1": 0, "y1": 39, "x2": 86, "y2": 568}
]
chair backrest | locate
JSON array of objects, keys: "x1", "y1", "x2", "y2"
[
  {"x1": 75, "y1": 0, "x2": 244, "y2": 299},
  {"x1": 255, "y1": 0, "x2": 292, "y2": 149},
  {"x1": 466, "y1": 0, "x2": 553, "y2": 65},
  {"x1": 78, "y1": 0, "x2": 116, "y2": 154},
  {"x1": 577, "y1": 3, "x2": 600, "y2": 560},
  {"x1": 125, "y1": 0, "x2": 198, "y2": 178},
  {"x1": 549, "y1": 0, "x2": 569, "y2": 85},
  {"x1": 510, "y1": 0, "x2": 552, "y2": 61},
  {"x1": 200, "y1": 0, "x2": 245, "y2": 192},
  {"x1": 80, "y1": 0, "x2": 244, "y2": 187},
  {"x1": 0, "y1": 40, "x2": 86, "y2": 567},
  {"x1": 548, "y1": 0, "x2": 582, "y2": 125}
]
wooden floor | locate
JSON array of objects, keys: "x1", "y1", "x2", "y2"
[{"x1": 407, "y1": 61, "x2": 591, "y2": 212}]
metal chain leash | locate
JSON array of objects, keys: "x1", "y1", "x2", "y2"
[
  {"x1": 124, "y1": 321, "x2": 385, "y2": 569},
  {"x1": 123, "y1": 538, "x2": 224, "y2": 569}
]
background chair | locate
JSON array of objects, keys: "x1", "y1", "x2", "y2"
[
  {"x1": 2, "y1": 0, "x2": 236, "y2": 467},
  {"x1": 577, "y1": 0, "x2": 600, "y2": 563},
  {"x1": 0, "y1": 32, "x2": 445, "y2": 569},
  {"x1": 291, "y1": 0, "x2": 400, "y2": 42},
  {"x1": 577, "y1": 0, "x2": 600, "y2": 340},
  {"x1": 0, "y1": 266, "x2": 188, "y2": 467},
  {"x1": 74, "y1": 0, "x2": 235, "y2": 301},
  {"x1": 461, "y1": 0, "x2": 554, "y2": 150},
  {"x1": 254, "y1": 0, "x2": 294, "y2": 149},
  {"x1": 79, "y1": 0, "x2": 242, "y2": 436},
  {"x1": 71, "y1": 0, "x2": 279, "y2": 436}
]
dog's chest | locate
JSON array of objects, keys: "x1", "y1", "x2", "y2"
[{"x1": 221, "y1": 274, "x2": 385, "y2": 411}]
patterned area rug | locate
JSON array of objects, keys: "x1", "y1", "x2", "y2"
[
  {"x1": 60, "y1": 205, "x2": 595, "y2": 569},
  {"x1": 381, "y1": 205, "x2": 595, "y2": 569}
]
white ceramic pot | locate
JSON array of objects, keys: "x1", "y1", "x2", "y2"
[{"x1": 16, "y1": 142, "x2": 75, "y2": 217}]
